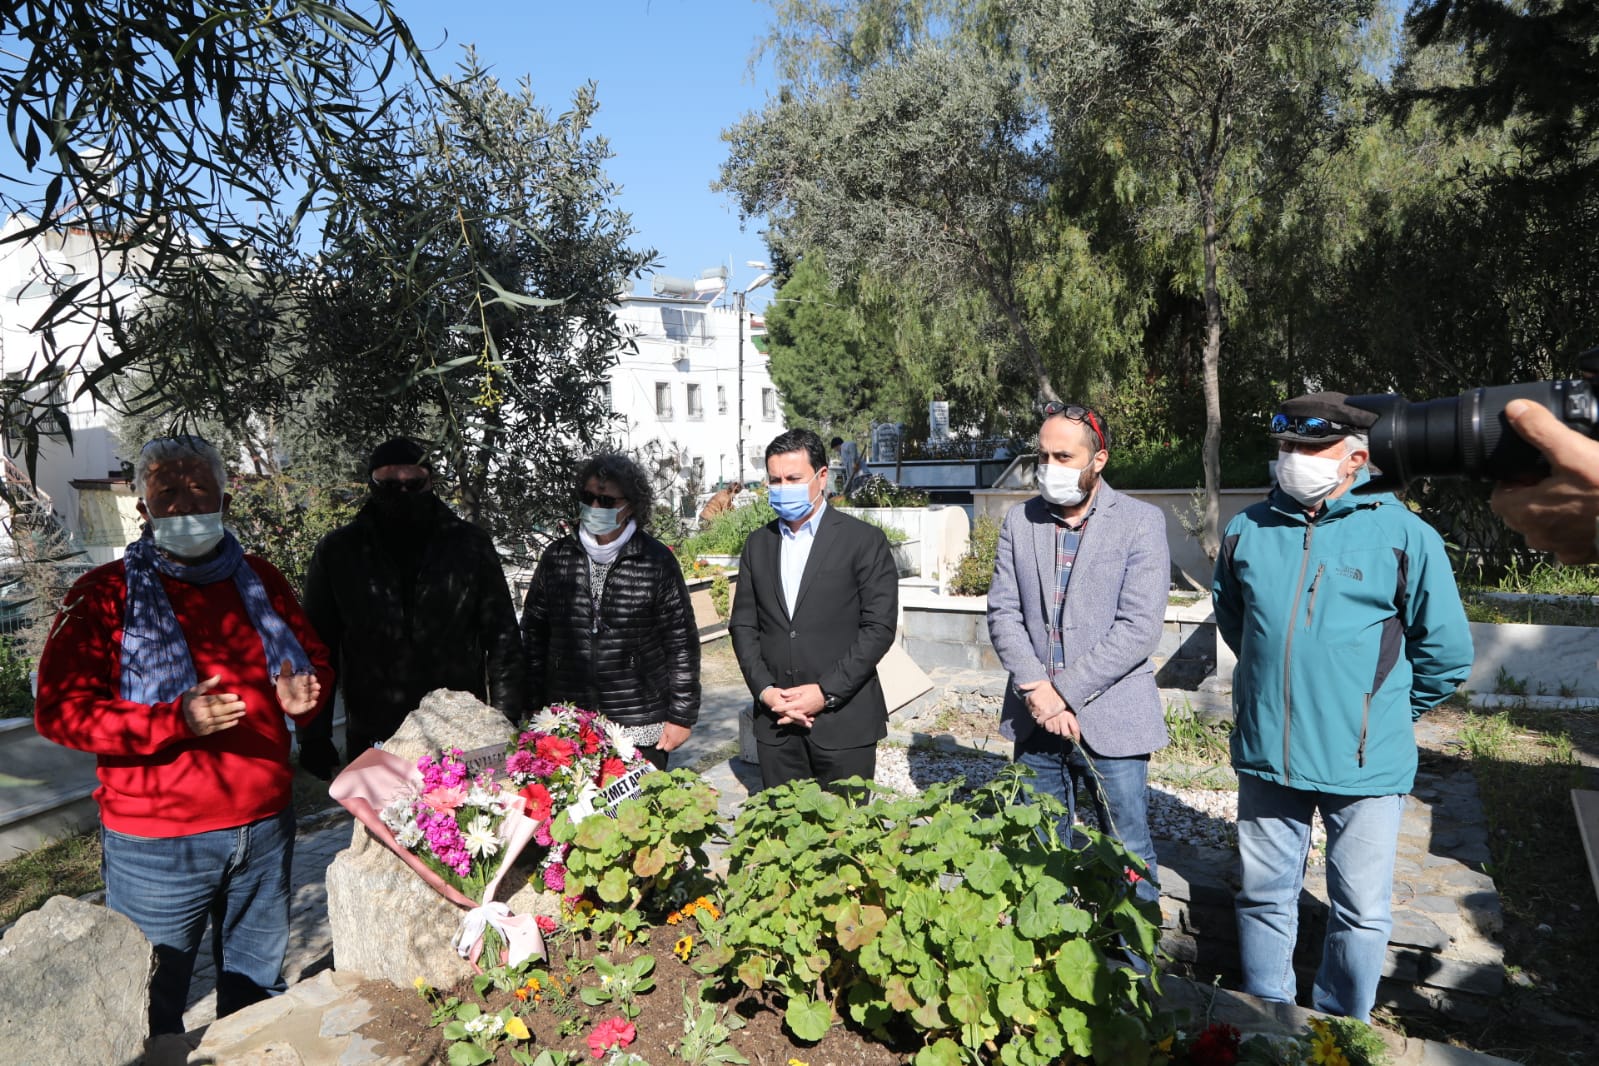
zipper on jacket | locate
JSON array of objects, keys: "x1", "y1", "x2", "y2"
[
  {"x1": 1358, "y1": 693, "x2": 1370, "y2": 767},
  {"x1": 1305, "y1": 564, "x2": 1325, "y2": 629},
  {"x1": 1280, "y1": 520, "x2": 1318, "y2": 785}
]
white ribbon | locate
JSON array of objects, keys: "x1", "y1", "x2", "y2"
[{"x1": 453, "y1": 902, "x2": 544, "y2": 968}]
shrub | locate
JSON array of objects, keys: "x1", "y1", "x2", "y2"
[
  {"x1": 841, "y1": 474, "x2": 928, "y2": 508},
  {"x1": 948, "y1": 516, "x2": 1001, "y2": 596},
  {"x1": 702, "y1": 771, "x2": 1165, "y2": 1063},
  {"x1": 679, "y1": 499, "x2": 776, "y2": 560},
  {"x1": 227, "y1": 474, "x2": 360, "y2": 588},
  {"x1": 0, "y1": 636, "x2": 33, "y2": 715}
]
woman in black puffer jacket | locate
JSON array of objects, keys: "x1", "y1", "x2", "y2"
[{"x1": 521, "y1": 453, "x2": 700, "y2": 769}]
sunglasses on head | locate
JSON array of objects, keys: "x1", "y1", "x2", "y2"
[
  {"x1": 1270, "y1": 414, "x2": 1353, "y2": 438},
  {"x1": 372, "y1": 476, "x2": 429, "y2": 493},
  {"x1": 1043, "y1": 402, "x2": 1107, "y2": 451},
  {"x1": 579, "y1": 490, "x2": 624, "y2": 508}
]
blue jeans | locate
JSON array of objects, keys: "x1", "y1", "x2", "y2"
[
  {"x1": 1015, "y1": 731, "x2": 1159, "y2": 905},
  {"x1": 1235, "y1": 774, "x2": 1403, "y2": 1021},
  {"x1": 102, "y1": 807, "x2": 295, "y2": 1034}
]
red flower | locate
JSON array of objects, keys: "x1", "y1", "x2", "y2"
[
  {"x1": 1189, "y1": 1023, "x2": 1241, "y2": 1066},
  {"x1": 599, "y1": 756, "x2": 627, "y2": 785},
  {"x1": 1126, "y1": 866, "x2": 1144, "y2": 884},
  {"x1": 536, "y1": 914, "x2": 558, "y2": 934},
  {"x1": 520, "y1": 782, "x2": 553, "y2": 822},
  {"x1": 587, "y1": 1017, "x2": 636, "y2": 1058},
  {"x1": 578, "y1": 726, "x2": 603, "y2": 755},
  {"x1": 536, "y1": 735, "x2": 577, "y2": 768}
]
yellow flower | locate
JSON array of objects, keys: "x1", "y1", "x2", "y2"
[
  {"x1": 504, "y1": 1016, "x2": 530, "y2": 1041},
  {"x1": 682, "y1": 902, "x2": 698, "y2": 917},
  {"x1": 667, "y1": 911, "x2": 682, "y2": 925},
  {"x1": 412, "y1": 976, "x2": 428, "y2": 991},
  {"x1": 1156, "y1": 1034, "x2": 1174, "y2": 1052},
  {"x1": 513, "y1": 987, "x2": 530, "y2": 1001},
  {"x1": 674, "y1": 935, "x2": 694, "y2": 961},
  {"x1": 788, "y1": 1059, "x2": 810, "y2": 1066},
  {"x1": 525, "y1": 976, "x2": 542, "y2": 992}
]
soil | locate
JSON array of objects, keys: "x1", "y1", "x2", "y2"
[{"x1": 354, "y1": 926, "x2": 910, "y2": 1065}]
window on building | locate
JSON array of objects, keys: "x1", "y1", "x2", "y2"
[
  {"x1": 686, "y1": 383, "x2": 703, "y2": 420},
  {"x1": 597, "y1": 381, "x2": 612, "y2": 412},
  {"x1": 716, "y1": 385, "x2": 727, "y2": 415},
  {"x1": 655, "y1": 382, "x2": 673, "y2": 419},
  {"x1": 762, "y1": 387, "x2": 777, "y2": 421},
  {"x1": 660, "y1": 306, "x2": 707, "y2": 343}
]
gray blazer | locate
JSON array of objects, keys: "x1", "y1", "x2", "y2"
[{"x1": 986, "y1": 483, "x2": 1170, "y2": 757}]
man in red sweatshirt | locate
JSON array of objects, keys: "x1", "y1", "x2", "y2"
[{"x1": 34, "y1": 435, "x2": 333, "y2": 1037}]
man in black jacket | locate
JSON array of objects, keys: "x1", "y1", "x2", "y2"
[
  {"x1": 731, "y1": 428, "x2": 899, "y2": 788},
  {"x1": 296, "y1": 438, "x2": 524, "y2": 778}
]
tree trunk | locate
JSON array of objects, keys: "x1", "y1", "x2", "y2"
[{"x1": 1200, "y1": 193, "x2": 1224, "y2": 562}]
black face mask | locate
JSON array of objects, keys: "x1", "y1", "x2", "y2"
[{"x1": 370, "y1": 483, "x2": 435, "y2": 524}]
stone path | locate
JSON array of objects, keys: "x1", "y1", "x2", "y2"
[{"x1": 164, "y1": 678, "x2": 1518, "y2": 1064}]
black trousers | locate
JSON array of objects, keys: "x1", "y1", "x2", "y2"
[{"x1": 756, "y1": 731, "x2": 877, "y2": 790}]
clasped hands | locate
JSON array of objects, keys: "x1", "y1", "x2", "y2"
[
  {"x1": 763, "y1": 683, "x2": 827, "y2": 729},
  {"x1": 1017, "y1": 678, "x2": 1081, "y2": 742},
  {"x1": 181, "y1": 659, "x2": 322, "y2": 736}
]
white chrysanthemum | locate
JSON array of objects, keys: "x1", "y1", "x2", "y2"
[
  {"x1": 601, "y1": 720, "x2": 638, "y2": 762},
  {"x1": 462, "y1": 815, "x2": 501, "y2": 858},
  {"x1": 396, "y1": 823, "x2": 424, "y2": 849},
  {"x1": 379, "y1": 796, "x2": 414, "y2": 834},
  {"x1": 465, "y1": 783, "x2": 498, "y2": 809},
  {"x1": 528, "y1": 707, "x2": 565, "y2": 733},
  {"x1": 463, "y1": 1013, "x2": 504, "y2": 1037}
]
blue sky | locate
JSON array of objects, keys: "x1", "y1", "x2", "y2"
[{"x1": 392, "y1": 0, "x2": 781, "y2": 304}]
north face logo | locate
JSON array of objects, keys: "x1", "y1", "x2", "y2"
[{"x1": 1336, "y1": 566, "x2": 1363, "y2": 581}]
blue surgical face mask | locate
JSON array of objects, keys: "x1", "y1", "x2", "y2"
[
  {"x1": 768, "y1": 471, "x2": 821, "y2": 522},
  {"x1": 150, "y1": 511, "x2": 225, "y2": 559},
  {"x1": 580, "y1": 503, "x2": 624, "y2": 537}
]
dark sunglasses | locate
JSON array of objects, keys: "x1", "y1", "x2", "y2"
[
  {"x1": 1270, "y1": 414, "x2": 1353, "y2": 438},
  {"x1": 579, "y1": 490, "x2": 624, "y2": 508},
  {"x1": 1043, "y1": 402, "x2": 1107, "y2": 451},
  {"x1": 372, "y1": 476, "x2": 429, "y2": 493}
]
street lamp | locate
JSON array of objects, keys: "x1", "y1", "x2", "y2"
[{"x1": 735, "y1": 264, "x2": 773, "y2": 482}]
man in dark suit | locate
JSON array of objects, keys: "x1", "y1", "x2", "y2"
[{"x1": 731, "y1": 428, "x2": 899, "y2": 788}]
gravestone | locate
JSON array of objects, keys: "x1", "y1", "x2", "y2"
[{"x1": 324, "y1": 689, "x2": 558, "y2": 988}]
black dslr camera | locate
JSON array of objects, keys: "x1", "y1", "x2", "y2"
[{"x1": 1346, "y1": 346, "x2": 1599, "y2": 493}]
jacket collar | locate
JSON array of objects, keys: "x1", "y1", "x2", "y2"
[{"x1": 1267, "y1": 469, "x2": 1390, "y2": 523}]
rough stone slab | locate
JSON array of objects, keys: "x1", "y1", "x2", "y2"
[
  {"x1": 0, "y1": 895, "x2": 152, "y2": 1066},
  {"x1": 1390, "y1": 911, "x2": 1451, "y2": 952}
]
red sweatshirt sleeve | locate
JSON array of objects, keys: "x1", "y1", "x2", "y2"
[{"x1": 34, "y1": 564, "x2": 195, "y2": 756}]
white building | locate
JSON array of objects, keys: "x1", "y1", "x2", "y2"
[
  {"x1": 603, "y1": 274, "x2": 785, "y2": 514},
  {"x1": 0, "y1": 215, "x2": 144, "y2": 565}
]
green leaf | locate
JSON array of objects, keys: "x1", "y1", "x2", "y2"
[
  {"x1": 913, "y1": 1038, "x2": 964, "y2": 1066},
  {"x1": 784, "y1": 995, "x2": 832, "y2": 1042},
  {"x1": 979, "y1": 926, "x2": 1032, "y2": 984},
  {"x1": 945, "y1": 967, "x2": 988, "y2": 1024},
  {"x1": 1060, "y1": 1006, "x2": 1092, "y2": 1058},
  {"x1": 448, "y1": 1040, "x2": 494, "y2": 1066},
  {"x1": 834, "y1": 901, "x2": 887, "y2": 951},
  {"x1": 995, "y1": 979, "x2": 1032, "y2": 1025},
  {"x1": 1053, "y1": 939, "x2": 1102, "y2": 1003},
  {"x1": 963, "y1": 849, "x2": 1009, "y2": 895},
  {"x1": 597, "y1": 866, "x2": 631, "y2": 903},
  {"x1": 1015, "y1": 887, "x2": 1061, "y2": 940}
]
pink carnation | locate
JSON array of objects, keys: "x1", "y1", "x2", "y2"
[
  {"x1": 587, "y1": 1018, "x2": 636, "y2": 1058},
  {"x1": 543, "y1": 863, "x2": 567, "y2": 892}
]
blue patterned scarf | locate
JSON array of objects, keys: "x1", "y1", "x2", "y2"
[{"x1": 120, "y1": 530, "x2": 313, "y2": 706}]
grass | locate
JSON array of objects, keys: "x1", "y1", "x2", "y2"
[
  {"x1": 1462, "y1": 593, "x2": 1599, "y2": 628},
  {"x1": 1151, "y1": 702, "x2": 1236, "y2": 789},
  {"x1": 0, "y1": 829, "x2": 101, "y2": 928}
]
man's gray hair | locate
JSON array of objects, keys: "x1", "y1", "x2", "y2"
[
  {"x1": 1345, "y1": 432, "x2": 1370, "y2": 456},
  {"x1": 134, "y1": 435, "x2": 227, "y2": 497}
]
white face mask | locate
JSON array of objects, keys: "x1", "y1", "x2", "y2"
[
  {"x1": 1038, "y1": 462, "x2": 1090, "y2": 508},
  {"x1": 1275, "y1": 450, "x2": 1347, "y2": 509},
  {"x1": 150, "y1": 511, "x2": 225, "y2": 559}
]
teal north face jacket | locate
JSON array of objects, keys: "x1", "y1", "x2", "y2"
[{"x1": 1211, "y1": 481, "x2": 1473, "y2": 796}]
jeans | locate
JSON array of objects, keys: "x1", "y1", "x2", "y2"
[
  {"x1": 102, "y1": 807, "x2": 295, "y2": 1034},
  {"x1": 1234, "y1": 774, "x2": 1403, "y2": 1021},
  {"x1": 1015, "y1": 730, "x2": 1160, "y2": 905}
]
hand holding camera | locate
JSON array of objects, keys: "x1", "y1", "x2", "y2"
[{"x1": 1488, "y1": 401, "x2": 1599, "y2": 564}]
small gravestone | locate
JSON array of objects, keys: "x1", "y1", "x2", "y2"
[
  {"x1": 324, "y1": 689, "x2": 558, "y2": 988},
  {"x1": 0, "y1": 895, "x2": 153, "y2": 1064}
]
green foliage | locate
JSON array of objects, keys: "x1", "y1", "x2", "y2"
[
  {"x1": 710, "y1": 570, "x2": 731, "y2": 621},
  {"x1": 672, "y1": 980, "x2": 749, "y2": 1065},
  {"x1": 0, "y1": 637, "x2": 33, "y2": 716},
  {"x1": 554, "y1": 770, "x2": 722, "y2": 930},
  {"x1": 680, "y1": 501, "x2": 777, "y2": 560},
  {"x1": 0, "y1": 0, "x2": 437, "y2": 464},
  {"x1": 1109, "y1": 438, "x2": 1277, "y2": 491},
  {"x1": 708, "y1": 771, "x2": 1166, "y2": 1058},
  {"x1": 414, "y1": 981, "x2": 536, "y2": 1064},
  {"x1": 842, "y1": 474, "x2": 929, "y2": 508},
  {"x1": 856, "y1": 516, "x2": 909, "y2": 546},
  {"x1": 948, "y1": 516, "x2": 1001, "y2": 596},
  {"x1": 579, "y1": 954, "x2": 656, "y2": 1020},
  {"x1": 226, "y1": 475, "x2": 361, "y2": 589}
]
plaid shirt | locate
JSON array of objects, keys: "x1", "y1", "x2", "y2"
[{"x1": 1048, "y1": 509, "x2": 1092, "y2": 674}]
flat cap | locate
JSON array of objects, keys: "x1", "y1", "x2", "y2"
[{"x1": 1270, "y1": 392, "x2": 1378, "y2": 444}]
